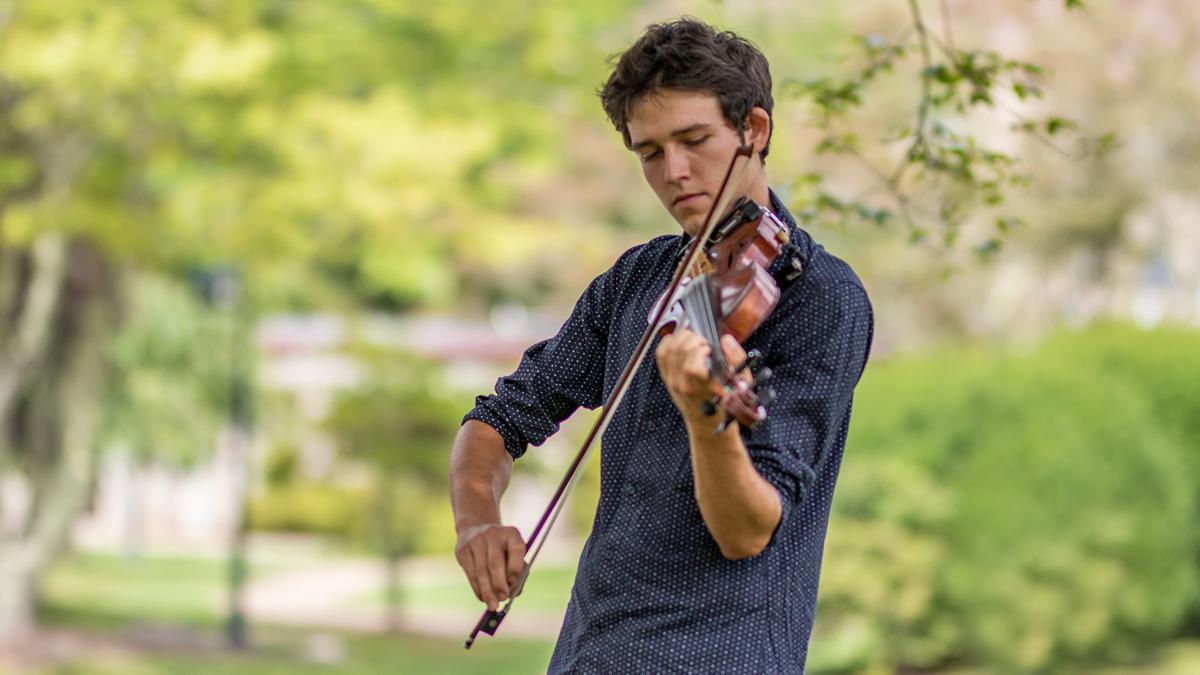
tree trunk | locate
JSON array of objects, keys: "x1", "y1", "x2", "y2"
[
  {"x1": 0, "y1": 239, "x2": 116, "y2": 642},
  {"x1": 378, "y1": 479, "x2": 403, "y2": 633},
  {"x1": 0, "y1": 561, "x2": 35, "y2": 646},
  {"x1": 0, "y1": 234, "x2": 67, "y2": 448}
]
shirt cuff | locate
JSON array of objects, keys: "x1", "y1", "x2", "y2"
[
  {"x1": 745, "y1": 445, "x2": 815, "y2": 533},
  {"x1": 462, "y1": 395, "x2": 529, "y2": 460}
]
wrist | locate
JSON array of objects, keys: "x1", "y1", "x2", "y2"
[
  {"x1": 683, "y1": 412, "x2": 739, "y2": 441},
  {"x1": 455, "y1": 517, "x2": 500, "y2": 535}
]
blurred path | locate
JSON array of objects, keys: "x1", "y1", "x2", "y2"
[{"x1": 243, "y1": 555, "x2": 565, "y2": 639}]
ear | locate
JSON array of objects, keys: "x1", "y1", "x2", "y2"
[{"x1": 745, "y1": 107, "x2": 771, "y2": 158}]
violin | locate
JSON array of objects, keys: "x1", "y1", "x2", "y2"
[
  {"x1": 649, "y1": 194, "x2": 788, "y2": 432},
  {"x1": 465, "y1": 144, "x2": 790, "y2": 648}
]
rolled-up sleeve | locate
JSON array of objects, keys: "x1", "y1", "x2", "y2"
[
  {"x1": 741, "y1": 280, "x2": 873, "y2": 527},
  {"x1": 463, "y1": 249, "x2": 635, "y2": 459}
]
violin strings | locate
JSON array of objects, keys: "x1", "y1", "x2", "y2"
[
  {"x1": 707, "y1": 281, "x2": 729, "y2": 377},
  {"x1": 684, "y1": 275, "x2": 726, "y2": 377}
]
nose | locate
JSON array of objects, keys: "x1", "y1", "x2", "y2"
[{"x1": 662, "y1": 146, "x2": 690, "y2": 184}]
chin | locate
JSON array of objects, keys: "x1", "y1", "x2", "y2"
[
  {"x1": 689, "y1": 211, "x2": 714, "y2": 233},
  {"x1": 672, "y1": 211, "x2": 704, "y2": 236}
]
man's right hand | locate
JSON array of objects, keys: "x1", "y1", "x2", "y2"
[{"x1": 455, "y1": 523, "x2": 526, "y2": 612}]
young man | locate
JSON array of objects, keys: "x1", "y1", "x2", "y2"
[{"x1": 450, "y1": 18, "x2": 873, "y2": 672}]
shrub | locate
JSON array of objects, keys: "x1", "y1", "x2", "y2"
[
  {"x1": 811, "y1": 323, "x2": 1199, "y2": 673},
  {"x1": 248, "y1": 483, "x2": 371, "y2": 542}
]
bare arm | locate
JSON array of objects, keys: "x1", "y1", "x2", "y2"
[
  {"x1": 683, "y1": 407, "x2": 781, "y2": 559},
  {"x1": 655, "y1": 331, "x2": 782, "y2": 559},
  {"x1": 450, "y1": 420, "x2": 526, "y2": 610}
]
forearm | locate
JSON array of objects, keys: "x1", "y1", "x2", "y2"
[
  {"x1": 685, "y1": 417, "x2": 782, "y2": 560},
  {"x1": 450, "y1": 419, "x2": 513, "y2": 532},
  {"x1": 450, "y1": 420, "x2": 527, "y2": 610}
]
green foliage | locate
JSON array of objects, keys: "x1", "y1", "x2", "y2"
[
  {"x1": 813, "y1": 323, "x2": 1200, "y2": 673},
  {"x1": 103, "y1": 273, "x2": 230, "y2": 467},
  {"x1": 1041, "y1": 322, "x2": 1200, "y2": 464},
  {"x1": 323, "y1": 347, "x2": 462, "y2": 556},
  {"x1": 249, "y1": 346, "x2": 463, "y2": 555},
  {"x1": 0, "y1": 0, "x2": 639, "y2": 311},
  {"x1": 324, "y1": 347, "x2": 458, "y2": 481},
  {"x1": 248, "y1": 482, "x2": 371, "y2": 541},
  {"x1": 785, "y1": 0, "x2": 1114, "y2": 255},
  {"x1": 262, "y1": 442, "x2": 300, "y2": 488}
]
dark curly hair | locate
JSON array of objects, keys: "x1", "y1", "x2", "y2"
[{"x1": 599, "y1": 17, "x2": 774, "y2": 161}]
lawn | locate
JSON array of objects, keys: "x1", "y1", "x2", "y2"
[
  {"x1": 22, "y1": 550, "x2": 556, "y2": 675},
  {"x1": 30, "y1": 633, "x2": 555, "y2": 675},
  {"x1": 358, "y1": 561, "x2": 578, "y2": 614},
  {"x1": 20, "y1": 549, "x2": 1200, "y2": 675}
]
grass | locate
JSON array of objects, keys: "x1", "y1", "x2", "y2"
[
  {"x1": 32, "y1": 633, "x2": 555, "y2": 675},
  {"x1": 40, "y1": 553, "x2": 233, "y2": 630},
  {"x1": 26, "y1": 550, "x2": 1200, "y2": 675},
  {"x1": 361, "y1": 562, "x2": 578, "y2": 613},
  {"x1": 26, "y1": 551, "x2": 556, "y2": 675}
]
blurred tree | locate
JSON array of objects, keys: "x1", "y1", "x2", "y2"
[
  {"x1": 786, "y1": 0, "x2": 1112, "y2": 257},
  {"x1": 102, "y1": 273, "x2": 232, "y2": 558},
  {"x1": 322, "y1": 345, "x2": 460, "y2": 632},
  {"x1": 0, "y1": 0, "x2": 633, "y2": 639},
  {"x1": 0, "y1": 238, "x2": 116, "y2": 640}
]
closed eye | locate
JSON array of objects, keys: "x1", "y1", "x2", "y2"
[
  {"x1": 639, "y1": 148, "x2": 662, "y2": 162},
  {"x1": 684, "y1": 135, "x2": 710, "y2": 147}
]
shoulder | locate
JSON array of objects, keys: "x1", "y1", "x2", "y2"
[
  {"x1": 755, "y1": 233, "x2": 872, "y2": 361},
  {"x1": 784, "y1": 236, "x2": 871, "y2": 317},
  {"x1": 593, "y1": 233, "x2": 682, "y2": 295},
  {"x1": 609, "y1": 234, "x2": 681, "y2": 275}
]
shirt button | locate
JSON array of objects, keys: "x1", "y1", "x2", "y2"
[{"x1": 622, "y1": 482, "x2": 636, "y2": 496}]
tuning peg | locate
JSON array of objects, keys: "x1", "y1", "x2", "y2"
[
  {"x1": 752, "y1": 367, "x2": 773, "y2": 387},
  {"x1": 700, "y1": 397, "x2": 720, "y2": 417},
  {"x1": 733, "y1": 349, "x2": 763, "y2": 375},
  {"x1": 756, "y1": 386, "x2": 776, "y2": 407}
]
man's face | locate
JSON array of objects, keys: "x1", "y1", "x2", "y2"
[{"x1": 626, "y1": 89, "x2": 753, "y2": 237}]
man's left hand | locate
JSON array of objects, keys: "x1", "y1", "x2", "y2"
[{"x1": 655, "y1": 329, "x2": 749, "y2": 426}]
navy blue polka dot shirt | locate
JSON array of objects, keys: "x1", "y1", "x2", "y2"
[{"x1": 464, "y1": 192, "x2": 873, "y2": 673}]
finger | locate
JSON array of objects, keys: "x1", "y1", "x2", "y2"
[
  {"x1": 720, "y1": 335, "x2": 752, "y2": 383},
  {"x1": 487, "y1": 539, "x2": 510, "y2": 602},
  {"x1": 673, "y1": 328, "x2": 705, "y2": 352},
  {"x1": 655, "y1": 333, "x2": 672, "y2": 366},
  {"x1": 460, "y1": 545, "x2": 484, "y2": 602},
  {"x1": 472, "y1": 543, "x2": 499, "y2": 611},
  {"x1": 685, "y1": 338, "x2": 714, "y2": 378},
  {"x1": 661, "y1": 330, "x2": 704, "y2": 367},
  {"x1": 656, "y1": 332, "x2": 689, "y2": 377},
  {"x1": 505, "y1": 535, "x2": 526, "y2": 591}
]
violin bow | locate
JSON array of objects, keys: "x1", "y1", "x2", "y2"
[{"x1": 465, "y1": 144, "x2": 756, "y2": 648}]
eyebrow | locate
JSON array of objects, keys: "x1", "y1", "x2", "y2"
[{"x1": 630, "y1": 123, "x2": 712, "y2": 151}]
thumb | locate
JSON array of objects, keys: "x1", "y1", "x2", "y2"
[{"x1": 720, "y1": 334, "x2": 753, "y2": 385}]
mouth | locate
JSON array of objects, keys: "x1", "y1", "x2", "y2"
[{"x1": 672, "y1": 192, "x2": 705, "y2": 207}]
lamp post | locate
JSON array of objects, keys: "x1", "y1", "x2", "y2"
[{"x1": 192, "y1": 266, "x2": 253, "y2": 649}]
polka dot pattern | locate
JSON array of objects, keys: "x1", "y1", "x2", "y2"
[{"x1": 464, "y1": 192, "x2": 874, "y2": 673}]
